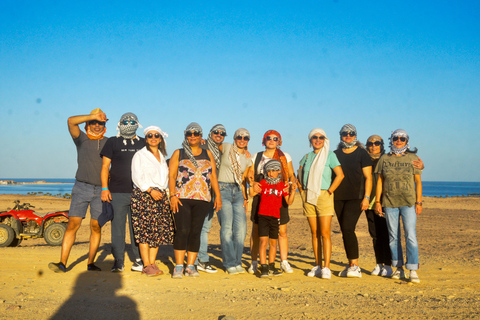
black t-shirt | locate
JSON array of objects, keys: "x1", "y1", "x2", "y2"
[
  {"x1": 100, "y1": 136, "x2": 145, "y2": 193},
  {"x1": 333, "y1": 147, "x2": 372, "y2": 200}
]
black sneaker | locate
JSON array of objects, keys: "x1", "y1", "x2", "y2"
[
  {"x1": 269, "y1": 263, "x2": 283, "y2": 276},
  {"x1": 131, "y1": 259, "x2": 143, "y2": 272},
  {"x1": 260, "y1": 264, "x2": 269, "y2": 278},
  {"x1": 111, "y1": 259, "x2": 124, "y2": 272},
  {"x1": 197, "y1": 261, "x2": 218, "y2": 273},
  {"x1": 87, "y1": 263, "x2": 102, "y2": 271},
  {"x1": 48, "y1": 262, "x2": 66, "y2": 273}
]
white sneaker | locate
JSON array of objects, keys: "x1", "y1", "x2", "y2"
[
  {"x1": 248, "y1": 261, "x2": 258, "y2": 274},
  {"x1": 280, "y1": 260, "x2": 293, "y2": 274},
  {"x1": 347, "y1": 265, "x2": 362, "y2": 278},
  {"x1": 339, "y1": 266, "x2": 349, "y2": 277},
  {"x1": 321, "y1": 267, "x2": 331, "y2": 279},
  {"x1": 409, "y1": 270, "x2": 420, "y2": 283},
  {"x1": 391, "y1": 268, "x2": 405, "y2": 280},
  {"x1": 307, "y1": 265, "x2": 322, "y2": 278},
  {"x1": 381, "y1": 265, "x2": 393, "y2": 277},
  {"x1": 371, "y1": 264, "x2": 383, "y2": 276}
]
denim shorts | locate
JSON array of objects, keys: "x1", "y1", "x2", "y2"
[{"x1": 69, "y1": 180, "x2": 102, "y2": 220}]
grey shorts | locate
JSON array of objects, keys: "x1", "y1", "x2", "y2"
[{"x1": 69, "y1": 180, "x2": 102, "y2": 220}]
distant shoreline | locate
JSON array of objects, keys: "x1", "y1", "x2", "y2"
[{"x1": 0, "y1": 180, "x2": 72, "y2": 185}]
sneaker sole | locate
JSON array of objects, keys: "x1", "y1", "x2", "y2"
[
  {"x1": 347, "y1": 273, "x2": 362, "y2": 278},
  {"x1": 281, "y1": 268, "x2": 294, "y2": 274},
  {"x1": 197, "y1": 268, "x2": 218, "y2": 274},
  {"x1": 131, "y1": 266, "x2": 143, "y2": 272},
  {"x1": 48, "y1": 263, "x2": 66, "y2": 273}
]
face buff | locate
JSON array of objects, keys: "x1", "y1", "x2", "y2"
[{"x1": 117, "y1": 112, "x2": 142, "y2": 145}]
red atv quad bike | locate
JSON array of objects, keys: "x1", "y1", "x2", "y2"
[{"x1": 0, "y1": 200, "x2": 69, "y2": 247}]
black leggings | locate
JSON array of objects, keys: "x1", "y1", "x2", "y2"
[
  {"x1": 173, "y1": 199, "x2": 210, "y2": 252},
  {"x1": 365, "y1": 209, "x2": 392, "y2": 265},
  {"x1": 334, "y1": 199, "x2": 363, "y2": 260}
]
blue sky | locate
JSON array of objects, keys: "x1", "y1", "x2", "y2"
[{"x1": 1, "y1": 1, "x2": 479, "y2": 181}]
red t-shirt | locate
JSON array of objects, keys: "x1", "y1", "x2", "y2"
[{"x1": 257, "y1": 180, "x2": 289, "y2": 218}]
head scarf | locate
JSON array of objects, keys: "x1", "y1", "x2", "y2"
[
  {"x1": 389, "y1": 129, "x2": 410, "y2": 155},
  {"x1": 229, "y1": 128, "x2": 250, "y2": 186},
  {"x1": 304, "y1": 128, "x2": 330, "y2": 205},
  {"x1": 207, "y1": 124, "x2": 226, "y2": 170},
  {"x1": 262, "y1": 130, "x2": 289, "y2": 183},
  {"x1": 263, "y1": 159, "x2": 282, "y2": 185},
  {"x1": 143, "y1": 125, "x2": 168, "y2": 150},
  {"x1": 116, "y1": 112, "x2": 142, "y2": 145},
  {"x1": 85, "y1": 108, "x2": 106, "y2": 141},
  {"x1": 339, "y1": 124, "x2": 357, "y2": 149},
  {"x1": 366, "y1": 135, "x2": 384, "y2": 160},
  {"x1": 182, "y1": 122, "x2": 203, "y2": 168}
]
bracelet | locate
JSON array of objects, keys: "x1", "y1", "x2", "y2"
[
  {"x1": 170, "y1": 195, "x2": 177, "y2": 199},
  {"x1": 375, "y1": 201, "x2": 381, "y2": 204},
  {"x1": 364, "y1": 195, "x2": 370, "y2": 200},
  {"x1": 415, "y1": 202, "x2": 422, "y2": 206},
  {"x1": 101, "y1": 187, "x2": 108, "y2": 191},
  {"x1": 327, "y1": 190, "x2": 332, "y2": 195}
]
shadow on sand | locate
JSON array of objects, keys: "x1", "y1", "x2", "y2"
[{"x1": 50, "y1": 271, "x2": 139, "y2": 320}]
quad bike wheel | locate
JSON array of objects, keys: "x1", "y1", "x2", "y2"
[
  {"x1": 0, "y1": 224, "x2": 15, "y2": 247},
  {"x1": 44, "y1": 223, "x2": 67, "y2": 246}
]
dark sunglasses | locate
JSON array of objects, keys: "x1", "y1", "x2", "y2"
[
  {"x1": 366, "y1": 141, "x2": 382, "y2": 147},
  {"x1": 88, "y1": 120, "x2": 106, "y2": 126},
  {"x1": 266, "y1": 136, "x2": 279, "y2": 142},
  {"x1": 186, "y1": 131, "x2": 201, "y2": 137},
  {"x1": 393, "y1": 137, "x2": 407, "y2": 142},
  {"x1": 311, "y1": 136, "x2": 325, "y2": 140},
  {"x1": 212, "y1": 130, "x2": 227, "y2": 137},
  {"x1": 235, "y1": 136, "x2": 250, "y2": 141},
  {"x1": 147, "y1": 133, "x2": 161, "y2": 139},
  {"x1": 122, "y1": 120, "x2": 137, "y2": 125},
  {"x1": 341, "y1": 131, "x2": 356, "y2": 137}
]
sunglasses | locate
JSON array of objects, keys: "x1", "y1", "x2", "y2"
[
  {"x1": 88, "y1": 120, "x2": 106, "y2": 126},
  {"x1": 341, "y1": 132, "x2": 356, "y2": 137},
  {"x1": 366, "y1": 141, "x2": 382, "y2": 147},
  {"x1": 122, "y1": 120, "x2": 137, "y2": 125},
  {"x1": 186, "y1": 131, "x2": 201, "y2": 137},
  {"x1": 311, "y1": 136, "x2": 325, "y2": 140},
  {"x1": 266, "y1": 136, "x2": 279, "y2": 142},
  {"x1": 212, "y1": 130, "x2": 227, "y2": 137},
  {"x1": 235, "y1": 136, "x2": 250, "y2": 141},
  {"x1": 147, "y1": 133, "x2": 161, "y2": 139},
  {"x1": 392, "y1": 137, "x2": 407, "y2": 142}
]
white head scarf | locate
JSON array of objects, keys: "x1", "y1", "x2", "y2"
[
  {"x1": 143, "y1": 125, "x2": 168, "y2": 150},
  {"x1": 306, "y1": 128, "x2": 330, "y2": 205}
]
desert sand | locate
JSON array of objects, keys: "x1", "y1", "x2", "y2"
[{"x1": 1, "y1": 194, "x2": 479, "y2": 319}]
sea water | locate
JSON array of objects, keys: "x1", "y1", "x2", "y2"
[{"x1": 1, "y1": 179, "x2": 479, "y2": 197}]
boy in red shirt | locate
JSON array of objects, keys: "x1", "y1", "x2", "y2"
[{"x1": 250, "y1": 159, "x2": 297, "y2": 277}]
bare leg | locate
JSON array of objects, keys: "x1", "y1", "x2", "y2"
[
  {"x1": 278, "y1": 224, "x2": 288, "y2": 261},
  {"x1": 149, "y1": 247, "x2": 159, "y2": 266},
  {"x1": 320, "y1": 215, "x2": 333, "y2": 268},
  {"x1": 307, "y1": 217, "x2": 321, "y2": 265},
  {"x1": 259, "y1": 237, "x2": 268, "y2": 265},
  {"x1": 174, "y1": 249, "x2": 186, "y2": 266},
  {"x1": 268, "y1": 238, "x2": 278, "y2": 264},
  {"x1": 139, "y1": 243, "x2": 150, "y2": 265},
  {"x1": 250, "y1": 223, "x2": 259, "y2": 262},
  {"x1": 60, "y1": 217, "x2": 83, "y2": 265},
  {"x1": 186, "y1": 252, "x2": 198, "y2": 266},
  {"x1": 88, "y1": 219, "x2": 101, "y2": 265}
]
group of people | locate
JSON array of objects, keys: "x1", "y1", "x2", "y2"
[{"x1": 49, "y1": 108, "x2": 424, "y2": 283}]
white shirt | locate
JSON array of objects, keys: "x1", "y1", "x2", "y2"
[{"x1": 131, "y1": 147, "x2": 169, "y2": 192}]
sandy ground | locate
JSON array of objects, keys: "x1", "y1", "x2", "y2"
[{"x1": 1, "y1": 194, "x2": 479, "y2": 319}]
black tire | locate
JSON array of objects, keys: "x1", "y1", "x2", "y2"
[
  {"x1": 9, "y1": 237, "x2": 23, "y2": 247},
  {"x1": 0, "y1": 224, "x2": 15, "y2": 247},
  {"x1": 44, "y1": 223, "x2": 67, "y2": 246}
]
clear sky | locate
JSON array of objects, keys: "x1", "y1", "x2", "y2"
[{"x1": 1, "y1": 1, "x2": 479, "y2": 181}]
